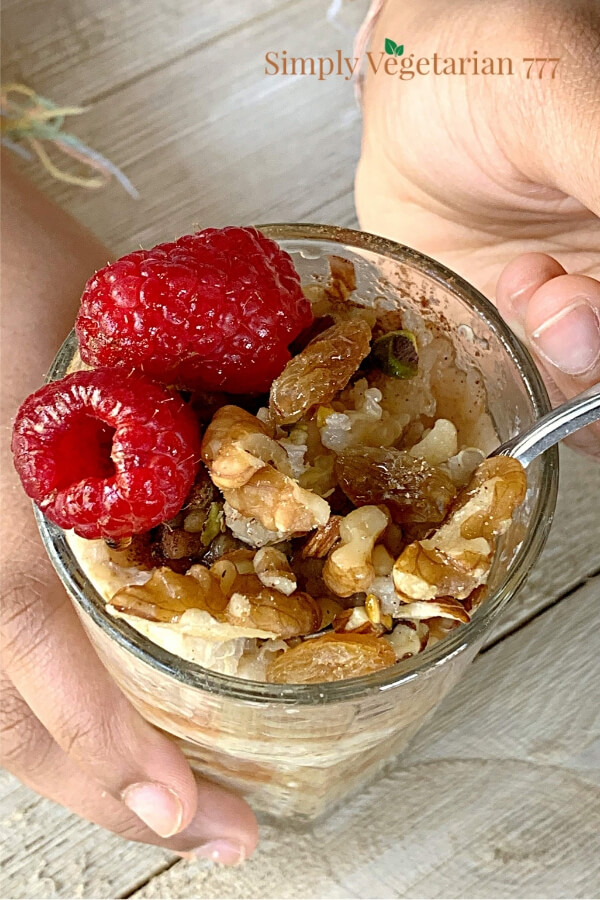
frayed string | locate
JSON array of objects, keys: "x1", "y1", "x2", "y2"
[{"x1": 0, "y1": 83, "x2": 138, "y2": 197}]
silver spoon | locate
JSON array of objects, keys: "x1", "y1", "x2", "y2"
[{"x1": 490, "y1": 383, "x2": 600, "y2": 467}]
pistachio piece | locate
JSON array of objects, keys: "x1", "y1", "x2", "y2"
[{"x1": 368, "y1": 330, "x2": 418, "y2": 379}]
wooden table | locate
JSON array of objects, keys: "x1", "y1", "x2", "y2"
[{"x1": 2, "y1": 2, "x2": 599, "y2": 896}]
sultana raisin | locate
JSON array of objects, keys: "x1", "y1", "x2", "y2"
[
  {"x1": 269, "y1": 319, "x2": 372, "y2": 425},
  {"x1": 335, "y1": 445, "x2": 457, "y2": 524},
  {"x1": 266, "y1": 632, "x2": 396, "y2": 683}
]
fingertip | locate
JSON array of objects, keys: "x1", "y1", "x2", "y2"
[
  {"x1": 118, "y1": 712, "x2": 200, "y2": 835},
  {"x1": 524, "y1": 274, "x2": 600, "y2": 380},
  {"x1": 496, "y1": 252, "x2": 565, "y2": 334},
  {"x1": 195, "y1": 778, "x2": 260, "y2": 856},
  {"x1": 164, "y1": 777, "x2": 259, "y2": 863}
]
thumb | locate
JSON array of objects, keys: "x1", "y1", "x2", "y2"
[{"x1": 497, "y1": 253, "x2": 600, "y2": 458}]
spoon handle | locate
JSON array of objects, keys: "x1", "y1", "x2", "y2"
[{"x1": 492, "y1": 383, "x2": 600, "y2": 467}]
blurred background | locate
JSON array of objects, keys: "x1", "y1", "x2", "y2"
[{"x1": 1, "y1": 0, "x2": 371, "y2": 254}]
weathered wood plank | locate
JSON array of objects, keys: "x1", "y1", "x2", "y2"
[
  {"x1": 2, "y1": 2, "x2": 599, "y2": 896},
  {"x1": 485, "y1": 445, "x2": 600, "y2": 646},
  {"x1": 128, "y1": 577, "x2": 600, "y2": 899},
  {"x1": 0, "y1": 771, "x2": 172, "y2": 900},
  {"x1": 0, "y1": 0, "x2": 288, "y2": 105},
  {"x1": 2, "y1": 578, "x2": 597, "y2": 899},
  {"x1": 2, "y1": 0, "x2": 362, "y2": 256}
]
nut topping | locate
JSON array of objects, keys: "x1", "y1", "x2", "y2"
[
  {"x1": 323, "y1": 505, "x2": 389, "y2": 598},
  {"x1": 253, "y1": 547, "x2": 297, "y2": 596}
]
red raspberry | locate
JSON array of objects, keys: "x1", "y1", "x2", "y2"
[
  {"x1": 75, "y1": 226, "x2": 313, "y2": 394},
  {"x1": 12, "y1": 369, "x2": 201, "y2": 540}
]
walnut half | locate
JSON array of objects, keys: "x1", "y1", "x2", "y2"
[{"x1": 323, "y1": 505, "x2": 390, "y2": 598}]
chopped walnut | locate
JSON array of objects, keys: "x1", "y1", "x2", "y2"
[
  {"x1": 200, "y1": 531, "x2": 247, "y2": 566},
  {"x1": 223, "y1": 466, "x2": 330, "y2": 537},
  {"x1": 300, "y1": 515, "x2": 342, "y2": 559},
  {"x1": 332, "y1": 605, "x2": 383, "y2": 635},
  {"x1": 372, "y1": 544, "x2": 394, "y2": 576},
  {"x1": 441, "y1": 448, "x2": 485, "y2": 487},
  {"x1": 111, "y1": 565, "x2": 226, "y2": 623},
  {"x1": 201, "y1": 405, "x2": 291, "y2": 490},
  {"x1": 426, "y1": 616, "x2": 461, "y2": 647},
  {"x1": 223, "y1": 503, "x2": 290, "y2": 548},
  {"x1": 209, "y1": 559, "x2": 238, "y2": 596},
  {"x1": 306, "y1": 257, "x2": 377, "y2": 326},
  {"x1": 325, "y1": 255, "x2": 357, "y2": 302},
  {"x1": 202, "y1": 405, "x2": 330, "y2": 542},
  {"x1": 409, "y1": 418, "x2": 458, "y2": 466},
  {"x1": 211, "y1": 548, "x2": 255, "y2": 574},
  {"x1": 393, "y1": 598, "x2": 470, "y2": 624},
  {"x1": 224, "y1": 573, "x2": 321, "y2": 639},
  {"x1": 323, "y1": 506, "x2": 389, "y2": 598},
  {"x1": 253, "y1": 547, "x2": 297, "y2": 596},
  {"x1": 393, "y1": 457, "x2": 527, "y2": 602},
  {"x1": 269, "y1": 319, "x2": 372, "y2": 425},
  {"x1": 387, "y1": 620, "x2": 429, "y2": 660}
]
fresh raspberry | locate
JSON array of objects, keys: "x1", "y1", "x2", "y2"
[
  {"x1": 75, "y1": 226, "x2": 313, "y2": 394},
  {"x1": 12, "y1": 369, "x2": 201, "y2": 540}
]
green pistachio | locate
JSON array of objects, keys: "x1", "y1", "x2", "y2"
[
  {"x1": 368, "y1": 330, "x2": 419, "y2": 379},
  {"x1": 201, "y1": 502, "x2": 224, "y2": 547}
]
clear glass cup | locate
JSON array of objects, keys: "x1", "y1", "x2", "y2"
[{"x1": 36, "y1": 224, "x2": 558, "y2": 821}]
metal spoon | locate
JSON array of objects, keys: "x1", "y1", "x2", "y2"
[{"x1": 490, "y1": 383, "x2": 600, "y2": 467}]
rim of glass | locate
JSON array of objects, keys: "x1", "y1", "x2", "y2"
[{"x1": 37, "y1": 224, "x2": 558, "y2": 704}]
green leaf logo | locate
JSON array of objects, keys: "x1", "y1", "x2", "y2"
[{"x1": 385, "y1": 39, "x2": 404, "y2": 56}]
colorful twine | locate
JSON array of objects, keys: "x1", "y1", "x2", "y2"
[{"x1": 0, "y1": 83, "x2": 138, "y2": 197}]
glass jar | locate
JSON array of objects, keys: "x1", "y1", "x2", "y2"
[{"x1": 36, "y1": 224, "x2": 558, "y2": 821}]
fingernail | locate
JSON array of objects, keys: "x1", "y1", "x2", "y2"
[
  {"x1": 509, "y1": 281, "x2": 538, "y2": 322},
  {"x1": 189, "y1": 839, "x2": 247, "y2": 866},
  {"x1": 531, "y1": 299, "x2": 600, "y2": 375},
  {"x1": 122, "y1": 782, "x2": 183, "y2": 838}
]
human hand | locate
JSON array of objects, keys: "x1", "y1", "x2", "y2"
[
  {"x1": 0, "y1": 158, "x2": 258, "y2": 864},
  {"x1": 0, "y1": 522, "x2": 258, "y2": 864},
  {"x1": 355, "y1": 0, "x2": 599, "y2": 455}
]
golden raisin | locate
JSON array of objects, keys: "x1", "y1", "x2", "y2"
[
  {"x1": 266, "y1": 632, "x2": 396, "y2": 683},
  {"x1": 335, "y1": 445, "x2": 456, "y2": 524},
  {"x1": 269, "y1": 319, "x2": 372, "y2": 425}
]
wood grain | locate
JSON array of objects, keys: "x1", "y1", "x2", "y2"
[
  {"x1": 0, "y1": 0, "x2": 289, "y2": 105},
  {"x1": 0, "y1": 771, "x2": 172, "y2": 900},
  {"x1": 2, "y1": 0, "x2": 362, "y2": 256},
  {"x1": 130, "y1": 576, "x2": 599, "y2": 900}
]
